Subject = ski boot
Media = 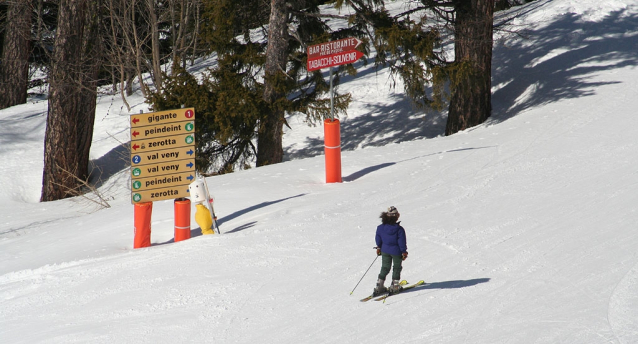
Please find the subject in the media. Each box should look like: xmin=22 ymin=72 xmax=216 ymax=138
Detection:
xmin=388 ymin=279 xmax=403 ymax=295
xmin=372 ymin=278 xmax=387 ymax=296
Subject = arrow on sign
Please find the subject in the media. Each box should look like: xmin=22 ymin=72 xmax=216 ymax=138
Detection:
xmin=187 ymin=149 xmax=194 ymax=156
xmin=187 ymin=162 xmax=194 ymax=168
xmin=308 ymin=37 xmax=362 ymax=59
xmin=132 ymin=143 xmax=140 ymax=151
xmin=187 ymin=174 xmax=194 ymax=181
xmin=132 ymin=118 xmax=140 ymax=125
xmin=132 ymin=131 xmax=140 ymax=138
xmin=307 ymin=50 xmax=364 ymax=72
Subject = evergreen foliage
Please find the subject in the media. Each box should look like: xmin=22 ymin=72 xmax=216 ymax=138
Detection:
xmin=146 ymin=64 xmax=263 ymax=175
xmin=21 ymin=0 xmax=534 ymax=177
xmin=333 ymin=0 xmax=455 ymax=112
xmin=148 ymin=0 xmax=356 ymax=173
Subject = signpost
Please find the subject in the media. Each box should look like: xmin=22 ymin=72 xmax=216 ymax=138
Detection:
xmin=307 ymin=50 xmax=365 ymax=72
xmin=307 ymin=37 xmax=364 ymax=118
xmin=307 ymin=38 xmax=364 ymax=184
xmin=130 ymin=108 xmax=196 ymax=203
xmin=307 ymin=37 xmax=362 ymax=59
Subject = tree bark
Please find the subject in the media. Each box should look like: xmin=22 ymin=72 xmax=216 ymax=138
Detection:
xmin=0 ymin=0 xmax=31 ymax=109
xmin=41 ymin=0 xmax=101 ymax=202
xmin=445 ymin=0 xmax=494 ymax=136
xmin=257 ymin=0 xmax=289 ymax=166
xmin=146 ymin=0 xmax=163 ymax=90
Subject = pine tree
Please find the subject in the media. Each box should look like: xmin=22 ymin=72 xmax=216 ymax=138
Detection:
xmin=348 ymin=0 xmax=496 ymax=135
xmin=257 ymin=0 xmax=289 ymax=166
xmin=0 ymin=0 xmax=32 ymax=109
xmin=41 ymin=0 xmax=101 ymax=201
xmin=445 ymin=0 xmax=494 ymax=135
xmin=148 ymin=0 xmax=355 ymax=174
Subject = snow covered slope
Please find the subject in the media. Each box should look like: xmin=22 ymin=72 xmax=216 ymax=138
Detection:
xmin=1 ymin=0 xmax=637 ymax=343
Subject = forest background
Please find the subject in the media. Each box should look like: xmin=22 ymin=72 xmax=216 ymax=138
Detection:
xmin=0 ymin=0 xmax=530 ymax=202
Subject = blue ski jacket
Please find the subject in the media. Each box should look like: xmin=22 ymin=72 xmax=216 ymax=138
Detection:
xmin=375 ymin=223 xmax=407 ymax=256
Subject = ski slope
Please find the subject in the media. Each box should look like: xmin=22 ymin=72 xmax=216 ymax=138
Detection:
xmin=1 ymin=0 xmax=637 ymax=343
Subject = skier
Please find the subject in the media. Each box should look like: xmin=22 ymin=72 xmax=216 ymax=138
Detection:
xmin=373 ymin=206 xmax=408 ymax=296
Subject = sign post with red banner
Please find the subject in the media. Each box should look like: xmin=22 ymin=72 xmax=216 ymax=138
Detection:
xmin=307 ymin=38 xmax=364 ymax=183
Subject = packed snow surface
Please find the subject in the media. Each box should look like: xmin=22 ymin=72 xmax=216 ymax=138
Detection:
xmin=1 ymin=0 xmax=637 ymax=343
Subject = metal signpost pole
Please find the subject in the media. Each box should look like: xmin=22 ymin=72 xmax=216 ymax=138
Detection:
xmin=307 ymin=37 xmax=363 ymax=183
xmin=330 ymin=67 xmax=334 ymax=121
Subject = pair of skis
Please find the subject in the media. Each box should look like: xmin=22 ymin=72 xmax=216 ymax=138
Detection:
xmin=360 ymin=280 xmax=426 ymax=302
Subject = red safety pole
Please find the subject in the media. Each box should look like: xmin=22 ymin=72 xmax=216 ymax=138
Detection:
xmin=174 ymin=198 xmax=191 ymax=242
xmin=133 ymin=202 xmax=153 ymax=248
xmin=324 ymin=118 xmax=342 ymax=183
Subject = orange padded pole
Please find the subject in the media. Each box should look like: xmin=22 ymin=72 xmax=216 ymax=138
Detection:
xmin=324 ymin=119 xmax=342 ymax=183
xmin=174 ymin=198 xmax=191 ymax=242
xmin=133 ymin=202 xmax=153 ymax=248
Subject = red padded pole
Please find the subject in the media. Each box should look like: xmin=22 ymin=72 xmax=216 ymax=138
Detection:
xmin=174 ymin=198 xmax=191 ymax=242
xmin=133 ymin=202 xmax=153 ymax=248
xmin=324 ymin=119 xmax=342 ymax=183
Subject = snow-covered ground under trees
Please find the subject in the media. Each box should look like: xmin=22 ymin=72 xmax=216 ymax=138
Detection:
xmin=1 ymin=0 xmax=637 ymax=343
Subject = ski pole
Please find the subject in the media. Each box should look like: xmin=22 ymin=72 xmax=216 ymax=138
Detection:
xmin=349 ymin=251 xmax=379 ymax=295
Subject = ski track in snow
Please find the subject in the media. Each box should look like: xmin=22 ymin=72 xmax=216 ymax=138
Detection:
xmin=2 ymin=0 xmax=638 ymax=343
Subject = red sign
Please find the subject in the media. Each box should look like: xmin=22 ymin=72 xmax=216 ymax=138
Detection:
xmin=307 ymin=50 xmax=364 ymax=72
xmin=308 ymin=37 xmax=362 ymax=59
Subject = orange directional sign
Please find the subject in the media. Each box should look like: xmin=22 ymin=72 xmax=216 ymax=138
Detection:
xmin=130 ymin=108 xmax=196 ymax=204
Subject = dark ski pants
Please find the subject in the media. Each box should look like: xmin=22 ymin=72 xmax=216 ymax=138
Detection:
xmin=378 ymin=252 xmax=403 ymax=281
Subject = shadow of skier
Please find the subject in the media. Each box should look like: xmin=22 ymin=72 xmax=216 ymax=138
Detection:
xmin=400 ymin=278 xmax=491 ymax=296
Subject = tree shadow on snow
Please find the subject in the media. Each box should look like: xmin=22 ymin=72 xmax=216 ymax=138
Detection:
xmin=88 ymin=142 xmax=130 ymax=188
xmin=218 ymin=194 xmax=306 ymax=231
xmin=284 ymin=92 xmax=447 ymax=162
xmin=153 ymin=194 xmax=304 ymax=245
xmin=490 ymin=4 xmax=638 ymax=124
xmin=341 ymin=146 xmax=495 ymax=181
xmin=343 ymin=162 xmax=396 ymax=182
xmin=286 ymin=5 xmax=638 ymax=159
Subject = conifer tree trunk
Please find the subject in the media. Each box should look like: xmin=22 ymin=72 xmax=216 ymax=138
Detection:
xmin=41 ymin=0 xmax=101 ymax=202
xmin=146 ymin=0 xmax=163 ymax=90
xmin=445 ymin=0 xmax=494 ymax=135
xmin=0 ymin=0 xmax=31 ymax=109
xmin=257 ymin=0 xmax=288 ymax=166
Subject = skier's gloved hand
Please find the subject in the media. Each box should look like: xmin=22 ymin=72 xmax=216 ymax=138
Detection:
xmin=376 ymin=248 xmax=381 ymax=256
xmin=402 ymin=252 xmax=408 ymax=261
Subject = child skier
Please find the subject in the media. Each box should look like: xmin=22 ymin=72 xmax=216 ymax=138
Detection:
xmin=373 ymin=206 xmax=408 ymax=296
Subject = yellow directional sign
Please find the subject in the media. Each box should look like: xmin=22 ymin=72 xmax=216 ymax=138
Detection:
xmin=130 ymin=108 xmax=196 ymax=204
xmin=131 ymin=146 xmax=196 ymax=166
xmin=131 ymin=186 xmax=191 ymax=204
xmin=131 ymin=171 xmax=196 ymax=192
xmin=131 ymin=159 xmax=195 ymax=179
xmin=131 ymin=121 xmax=194 ymax=140
xmin=130 ymin=133 xmax=195 ymax=154
xmin=130 ymin=108 xmax=195 ymax=127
